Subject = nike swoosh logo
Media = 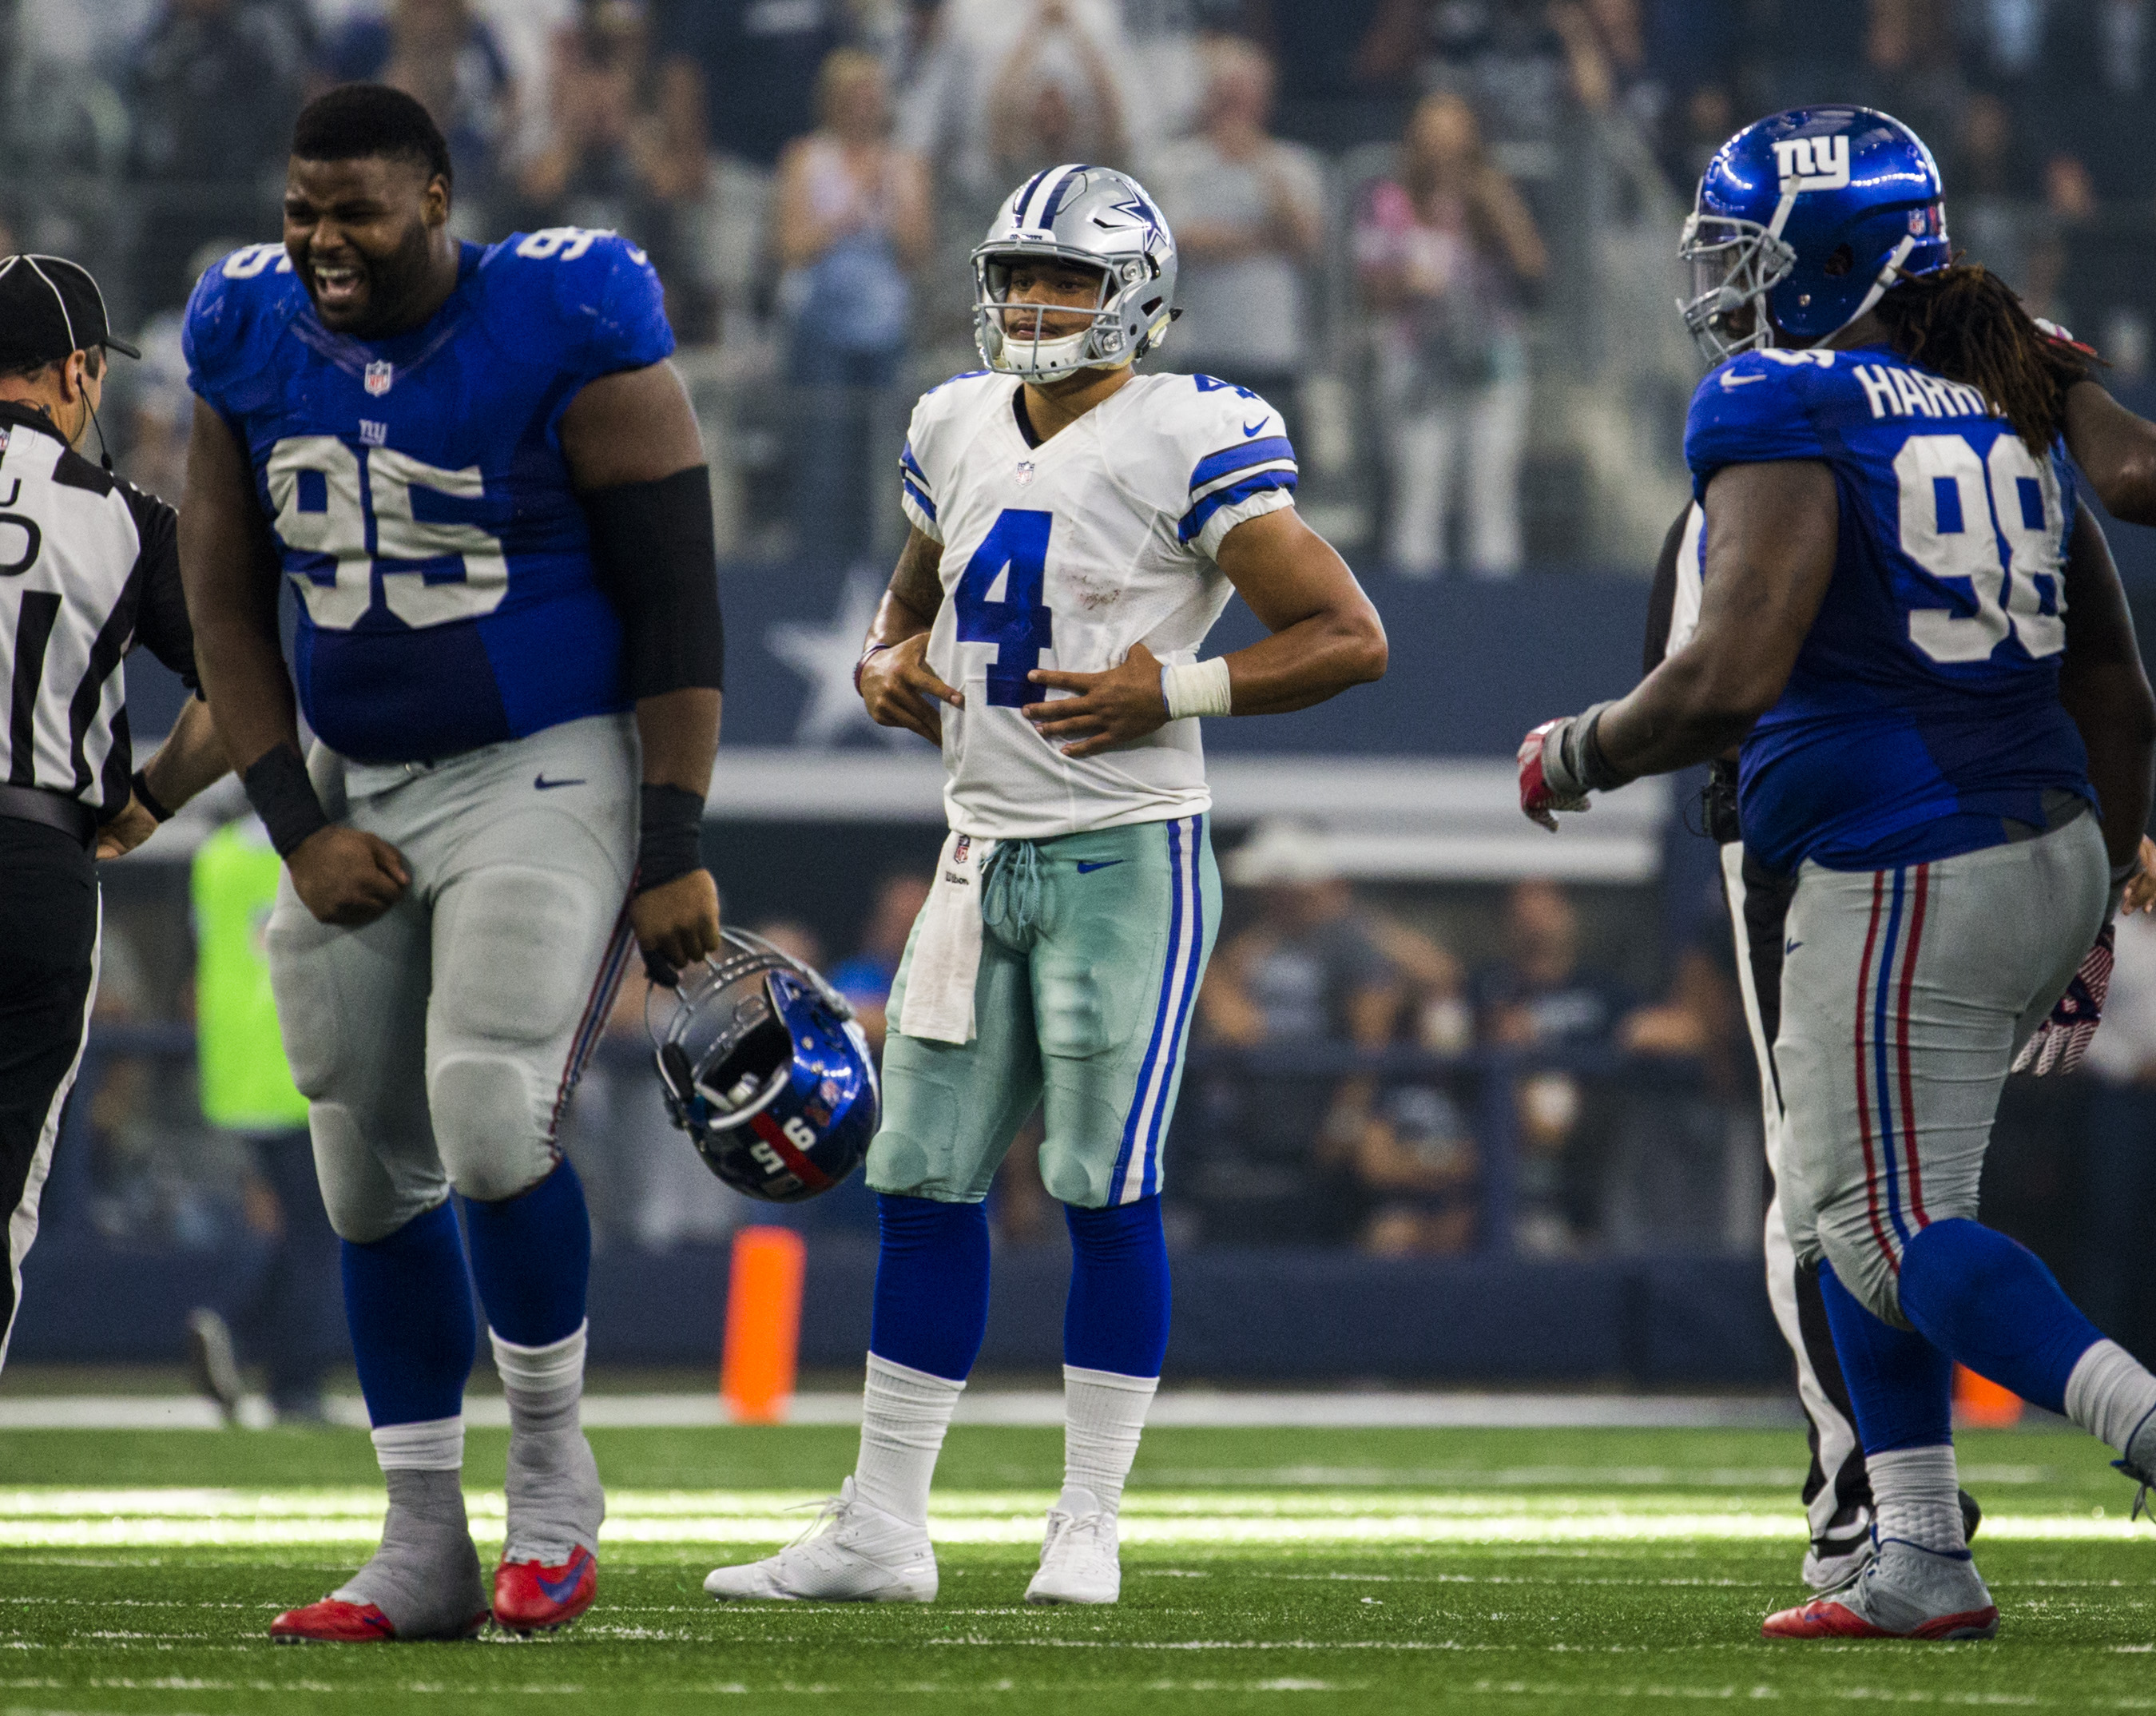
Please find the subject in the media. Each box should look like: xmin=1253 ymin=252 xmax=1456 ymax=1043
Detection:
xmin=1242 ymin=419 xmax=1268 ymax=436
xmin=1076 ymin=860 xmax=1125 ymax=874
xmin=1785 ymin=939 xmax=1802 ymax=955
xmin=536 ymin=1546 xmax=592 ymax=1602
xmin=1721 ymin=373 xmax=1767 ymax=387
xmin=534 ymin=774 xmax=587 ymax=791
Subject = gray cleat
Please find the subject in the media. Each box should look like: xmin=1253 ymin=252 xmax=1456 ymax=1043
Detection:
xmin=1765 ymin=1539 xmax=1999 ymax=1640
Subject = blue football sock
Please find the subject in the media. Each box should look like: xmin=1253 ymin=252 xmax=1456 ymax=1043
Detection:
xmin=341 ymin=1198 xmax=477 ymax=1428
xmin=1898 ymin=1217 xmax=2104 ymax=1416
xmin=869 ymin=1194 xmax=991 ymax=1382
xmin=462 ymin=1158 xmax=591 ymax=1349
xmin=1063 ymin=1195 xmax=1170 ymax=1378
xmin=1818 ymin=1258 xmax=1952 ymax=1454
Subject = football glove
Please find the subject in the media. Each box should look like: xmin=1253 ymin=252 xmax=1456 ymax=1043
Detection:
xmin=2012 ymin=921 xmax=2114 ymax=1077
xmin=2034 ymin=316 xmax=2099 ymax=359
xmin=1518 ymin=701 xmax=1618 ymax=832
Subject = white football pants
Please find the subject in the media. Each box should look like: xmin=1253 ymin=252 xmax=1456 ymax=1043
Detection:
xmin=267 ymin=713 xmax=638 ymax=1242
xmin=1721 ymin=842 xmax=1868 ymax=1559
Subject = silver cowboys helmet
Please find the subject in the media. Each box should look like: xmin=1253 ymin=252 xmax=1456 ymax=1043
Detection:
xmin=972 ymin=162 xmax=1178 ymax=383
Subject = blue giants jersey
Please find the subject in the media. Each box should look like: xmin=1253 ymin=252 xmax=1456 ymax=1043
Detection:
xmin=1685 ymin=344 xmax=2093 ymax=873
xmin=184 ymin=228 xmax=674 ymax=763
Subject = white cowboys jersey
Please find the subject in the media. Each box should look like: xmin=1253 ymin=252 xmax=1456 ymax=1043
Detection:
xmin=898 ymin=368 xmax=1297 ymax=840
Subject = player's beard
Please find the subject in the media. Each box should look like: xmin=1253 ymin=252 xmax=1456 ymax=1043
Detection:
xmin=314 ymin=216 xmax=438 ymax=340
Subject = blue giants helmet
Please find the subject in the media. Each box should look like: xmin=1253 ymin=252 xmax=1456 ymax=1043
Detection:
xmin=1679 ymin=106 xmax=1950 ymax=363
xmin=653 ymin=930 xmax=879 ymax=1202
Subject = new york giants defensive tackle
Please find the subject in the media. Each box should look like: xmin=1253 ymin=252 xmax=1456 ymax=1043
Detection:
xmin=1523 ymin=107 xmax=2156 ymax=1640
xmin=703 ymin=164 xmax=1386 ymax=1606
xmin=178 ymin=85 xmax=726 ymax=1640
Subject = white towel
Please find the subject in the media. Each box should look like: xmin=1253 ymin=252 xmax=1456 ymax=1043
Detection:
xmin=897 ymin=829 xmax=995 ymax=1045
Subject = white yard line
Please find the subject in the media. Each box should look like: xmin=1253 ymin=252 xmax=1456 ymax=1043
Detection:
xmin=0 ymin=1392 xmax=1805 ymax=1432
xmin=0 ymin=1488 xmax=2138 ymax=1550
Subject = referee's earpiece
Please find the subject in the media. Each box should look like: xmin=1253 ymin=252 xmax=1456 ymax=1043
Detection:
xmin=72 ymin=352 xmax=112 ymax=474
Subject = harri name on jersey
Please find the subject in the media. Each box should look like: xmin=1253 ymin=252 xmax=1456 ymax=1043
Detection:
xmin=1848 ymin=361 xmax=1990 ymax=423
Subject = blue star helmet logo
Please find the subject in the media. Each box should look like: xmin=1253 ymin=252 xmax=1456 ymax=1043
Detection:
xmin=1101 ymin=192 xmax=1167 ymax=252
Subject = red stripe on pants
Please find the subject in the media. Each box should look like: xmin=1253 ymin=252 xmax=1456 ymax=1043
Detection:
xmin=1852 ymin=872 xmax=1899 ymax=1272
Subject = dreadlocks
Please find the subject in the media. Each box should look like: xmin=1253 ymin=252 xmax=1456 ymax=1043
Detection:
xmin=1868 ymin=262 xmax=2094 ymax=453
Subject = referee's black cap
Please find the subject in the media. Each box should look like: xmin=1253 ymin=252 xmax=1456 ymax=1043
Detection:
xmin=0 ymin=255 xmax=140 ymax=372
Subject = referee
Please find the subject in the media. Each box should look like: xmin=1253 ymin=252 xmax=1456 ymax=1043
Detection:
xmin=0 ymin=254 xmax=227 ymax=1369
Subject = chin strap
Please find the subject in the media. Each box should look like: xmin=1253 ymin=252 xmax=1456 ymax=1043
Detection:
xmin=1840 ymin=234 xmax=1920 ymax=336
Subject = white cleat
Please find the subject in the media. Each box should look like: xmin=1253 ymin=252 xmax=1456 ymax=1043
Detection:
xmin=703 ymin=1479 xmax=937 ymax=1603
xmin=1024 ymin=1486 xmax=1121 ymax=1606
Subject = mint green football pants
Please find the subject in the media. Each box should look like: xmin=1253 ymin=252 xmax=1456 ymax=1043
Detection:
xmin=868 ymin=813 xmax=1220 ymax=1209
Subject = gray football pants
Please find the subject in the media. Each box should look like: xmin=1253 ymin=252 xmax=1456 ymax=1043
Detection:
xmin=1773 ymin=812 xmax=2108 ymax=1326
xmin=267 ymin=714 xmax=638 ymax=1243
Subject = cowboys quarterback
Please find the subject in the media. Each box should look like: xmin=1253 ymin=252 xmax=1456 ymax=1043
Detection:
xmin=178 ymin=85 xmax=725 ymax=1639
xmin=703 ymin=163 xmax=1386 ymax=1606
xmin=1522 ymin=106 xmax=2156 ymax=1641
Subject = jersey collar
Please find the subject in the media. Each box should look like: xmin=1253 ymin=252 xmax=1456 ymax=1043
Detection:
xmin=0 ymin=397 xmax=69 ymax=447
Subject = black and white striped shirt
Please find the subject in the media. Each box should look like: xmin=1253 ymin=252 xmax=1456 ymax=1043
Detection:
xmin=0 ymin=400 xmax=197 ymax=818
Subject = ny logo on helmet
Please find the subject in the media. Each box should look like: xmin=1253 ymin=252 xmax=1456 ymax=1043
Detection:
xmin=1772 ymin=134 xmax=1850 ymax=192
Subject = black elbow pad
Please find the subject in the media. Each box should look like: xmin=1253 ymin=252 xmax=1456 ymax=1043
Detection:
xmin=582 ymin=466 xmax=725 ymax=699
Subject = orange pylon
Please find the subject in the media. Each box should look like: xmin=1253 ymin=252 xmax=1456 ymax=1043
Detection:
xmin=1955 ymin=1364 xmax=2023 ymax=1428
xmin=721 ymin=1226 xmax=807 ymax=1425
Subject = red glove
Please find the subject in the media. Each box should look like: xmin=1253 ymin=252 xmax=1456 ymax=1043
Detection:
xmin=1519 ymin=717 xmax=1590 ymax=832
xmin=2012 ymin=922 xmax=2114 ymax=1076
xmin=2034 ymin=316 xmax=2099 ymax=360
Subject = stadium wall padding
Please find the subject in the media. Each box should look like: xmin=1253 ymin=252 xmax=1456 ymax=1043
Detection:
xmin=14 ymin=1237 xmax=1789 ymax=1388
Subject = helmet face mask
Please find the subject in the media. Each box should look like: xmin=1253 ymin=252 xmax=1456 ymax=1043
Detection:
xmin=652 ymin=930 xmax=879 ymax=1203
xmin=978 ymin=252 xmax=1115 ymax=380
xmin=1678 ymin=212 xmax=1796 ymax=363
xmin=972 ymin=163 xmax=1177 ymax=383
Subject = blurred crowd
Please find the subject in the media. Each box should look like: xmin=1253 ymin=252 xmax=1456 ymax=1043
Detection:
xmin=16 ymin=0 xmax=2155 ymax=574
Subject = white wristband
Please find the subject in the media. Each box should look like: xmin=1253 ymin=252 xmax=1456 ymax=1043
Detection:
xmin=1161 ymin=657 xmax=1233 ymax=719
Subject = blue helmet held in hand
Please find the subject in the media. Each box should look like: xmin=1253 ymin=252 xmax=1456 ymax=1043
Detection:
xmin=1679 ymin=105 xmax=1951 ymax=363
xmin=654 ymin=929 xmax=879 ymax=1202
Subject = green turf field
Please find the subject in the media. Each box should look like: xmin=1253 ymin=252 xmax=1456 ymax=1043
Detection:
xmin=2 ymin=1422 xmax=2153 ymax=1714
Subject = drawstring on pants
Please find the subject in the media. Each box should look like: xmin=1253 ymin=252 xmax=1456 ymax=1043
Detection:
xmin=982 ymin=840 xmax=1046 ymax=943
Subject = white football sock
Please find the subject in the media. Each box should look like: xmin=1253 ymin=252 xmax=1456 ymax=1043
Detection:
xmin=1062 ymin=1364 xmax=1159 ymax=1516
xmin=371 ymin=1415 xmax=466 ymax=1472
xmin=854 ymin=1353 xmax=965 ymax=1527
xmin=490 ymin=1322 xmax=586 ymax=1436
xmin=2065 ymin=1338 xmax=2156 ymax=1466
xmin=1868 ymin=1444 xmax=1966 ymax=1555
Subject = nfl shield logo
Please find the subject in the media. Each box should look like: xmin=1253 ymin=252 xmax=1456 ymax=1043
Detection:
xmin=364 ymin=360 xmax=394 ymax=396
xmin=1015 ymin=459 xmax=1035 ymax=487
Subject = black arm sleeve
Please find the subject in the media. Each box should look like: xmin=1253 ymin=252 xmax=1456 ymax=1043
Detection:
xmin=582 ymin=466 xmax=725 ymax=699
xmin=1640 ymin=504 xmax=1690 ymax=677
xmin=123 ymin=484 xmax=200 ymax=693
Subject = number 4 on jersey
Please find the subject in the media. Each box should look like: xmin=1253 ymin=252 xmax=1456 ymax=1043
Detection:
xmin=955 ymin=508 xmax=1054 ymax=707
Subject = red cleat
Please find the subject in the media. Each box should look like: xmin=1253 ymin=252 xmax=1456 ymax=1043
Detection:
xmin=1762 ymin=1596 xmax=1999 ymax=1641
xmin=268 ymin=1597 xmax=488 ymax=1643
xmin=493 ymin=1544 xmax=598 ymax=1633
